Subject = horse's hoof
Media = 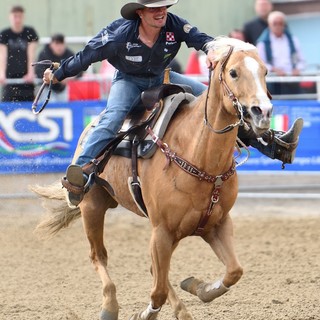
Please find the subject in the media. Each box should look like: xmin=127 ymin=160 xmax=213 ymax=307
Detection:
xmin=100 ymin=309 xmax=118 ymax=320
xmin=180 ymin=276 xmax=203 ymax=296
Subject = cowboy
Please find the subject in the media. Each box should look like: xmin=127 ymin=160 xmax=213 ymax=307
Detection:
xmin=43 ymin=0 xmax=303 ymax=206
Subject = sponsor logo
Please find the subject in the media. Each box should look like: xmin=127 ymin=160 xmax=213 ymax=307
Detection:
xmin=166 ymin=32 xmax=175 ymax=42
xmin=165 ymin=41 xmax=177 ymax=46
xmin=0 ymin=108 xmax=73 ymax=142
xmin=126 ymin=42 xmax=142 ymax=51
xmin=183 ymin=24 xmax=193 ymax=34
xmin=0 ymin=108 xmax=72 ymax=158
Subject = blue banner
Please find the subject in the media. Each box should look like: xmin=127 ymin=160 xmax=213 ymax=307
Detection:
xmin=237 ymin=100 xmax=320 ymax=172
xmin=0 ymin=99 xmax=319 ymax=174
xmin=0 ymin=100 xmax=106 ymax=174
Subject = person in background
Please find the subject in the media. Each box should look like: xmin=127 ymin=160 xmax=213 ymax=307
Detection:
xmin=35 ymin=33 xmax=76 ymax=102
xmin=256 ymin=11 xmax=305 ymax=95
xmin=0 ymin=5 xmax=38 ymax=102
xmin=243 ymin=0 xmax=273 ymax=45
xmin=228 ymin=29 xmax=245 ymax=41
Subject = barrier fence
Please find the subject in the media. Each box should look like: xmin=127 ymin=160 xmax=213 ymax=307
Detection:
xmin=2 ymin=73 xmax=320 ymax=101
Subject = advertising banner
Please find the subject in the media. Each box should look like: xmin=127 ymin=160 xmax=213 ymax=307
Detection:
xmin=237 ymin=100 xmax=320 ymax=172
xmin=0 ymin=100 xmax=106 ymax=174
xmin=0 ymin=99 xmax=319 ymax=174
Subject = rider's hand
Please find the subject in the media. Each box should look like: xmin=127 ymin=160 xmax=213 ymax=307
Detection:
xmin=206 ymin=49 xmax=218 ymax=70
xmin=43 ymin=68 xmax=58 ymax=84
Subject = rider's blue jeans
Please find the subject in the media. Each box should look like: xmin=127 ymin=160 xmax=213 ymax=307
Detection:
xmin=76 ymin=70 xmax=207 ymax=166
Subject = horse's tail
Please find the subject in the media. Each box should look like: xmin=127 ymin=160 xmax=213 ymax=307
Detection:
xmin=30 ymin=181 xmax=81 ymax=239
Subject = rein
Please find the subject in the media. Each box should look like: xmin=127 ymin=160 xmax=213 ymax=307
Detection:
xmin=31 ymin=60 xmax=60 ymax=115
xmin=204 ymin=46 xmax=245 ymax=134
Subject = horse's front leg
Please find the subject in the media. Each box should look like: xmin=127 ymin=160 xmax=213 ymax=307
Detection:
xmin=181 ymin=213 xmax=243 ymax=302
xmin=80 ymin=186 xmax=119 ymax=320
xmin=130 ymin=227 xmax=173 ymax=320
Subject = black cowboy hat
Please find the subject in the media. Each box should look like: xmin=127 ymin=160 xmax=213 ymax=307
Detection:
xmin=121 ymin=0 xmax=179 ymax=20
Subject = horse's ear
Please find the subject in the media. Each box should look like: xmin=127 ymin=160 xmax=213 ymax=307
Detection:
xmin=267 ymin=90 xmax=272 ymax=100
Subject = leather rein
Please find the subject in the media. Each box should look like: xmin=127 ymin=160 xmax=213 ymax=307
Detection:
xmin=31 ymin=60 xmax=60 ymax=115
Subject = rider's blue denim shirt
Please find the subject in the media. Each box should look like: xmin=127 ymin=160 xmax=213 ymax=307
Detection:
xmin=54 ymin=13 xmax=214 ymax=81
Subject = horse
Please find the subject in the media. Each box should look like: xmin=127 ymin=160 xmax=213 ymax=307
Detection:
xmin=33 ymin=37 xmax=273 ymax=320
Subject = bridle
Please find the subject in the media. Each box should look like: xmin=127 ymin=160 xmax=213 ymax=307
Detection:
xmin=203 ymin=46 xmax=246 ymax=134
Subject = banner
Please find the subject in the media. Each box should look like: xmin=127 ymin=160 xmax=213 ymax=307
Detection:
xmin=0 ymin=99 xmax=319 ymax=174
xmin=237 ymin=100 xmax=320 ymax=172
xmin=0 ymin=100 xmax=106 ymax=174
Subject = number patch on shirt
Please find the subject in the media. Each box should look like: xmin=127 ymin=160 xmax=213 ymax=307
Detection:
xmin=125 ymin=56 xmax=143 ymax=62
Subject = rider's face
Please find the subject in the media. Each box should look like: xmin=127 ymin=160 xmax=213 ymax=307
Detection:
xmin=137 ymin=6 xmax=168 ymax=29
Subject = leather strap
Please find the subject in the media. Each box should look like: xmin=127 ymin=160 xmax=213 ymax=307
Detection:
xmin=130 ymin=137 xmax=148 ymax=216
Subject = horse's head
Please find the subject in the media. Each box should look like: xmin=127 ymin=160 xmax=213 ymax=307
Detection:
xmin=207 ymin=37 xmax=273 ymax=136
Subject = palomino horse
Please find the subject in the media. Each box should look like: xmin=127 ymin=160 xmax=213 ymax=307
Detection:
xmin=34 ymin=37 xmax=273 ymax=320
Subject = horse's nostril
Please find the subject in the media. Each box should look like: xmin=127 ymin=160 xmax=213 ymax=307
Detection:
xmin=251 ymin=106 xmax=262 ymax=116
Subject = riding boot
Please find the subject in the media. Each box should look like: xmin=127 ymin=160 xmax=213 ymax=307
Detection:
xmin=61 ymin=162 xmax=97 ymax=206
xmin=239 ymin=118 xmax=304 ymax=165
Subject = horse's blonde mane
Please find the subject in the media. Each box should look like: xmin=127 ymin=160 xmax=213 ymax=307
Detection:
xmin=205 ymin=36 xmax=257 ymax=62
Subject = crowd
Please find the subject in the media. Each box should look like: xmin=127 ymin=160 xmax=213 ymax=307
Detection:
xmin=0 ymin=1 xmax=314 ymax=102
xmin=185 ymin=0 xmax=308 ymax=95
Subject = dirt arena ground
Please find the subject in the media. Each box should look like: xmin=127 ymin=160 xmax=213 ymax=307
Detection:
xmin=0 ymin=172 xmax=319 ymax=320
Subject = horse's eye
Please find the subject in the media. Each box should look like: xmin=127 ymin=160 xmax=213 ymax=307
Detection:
xmin=229 ymin=69 xmax=238 ymax=78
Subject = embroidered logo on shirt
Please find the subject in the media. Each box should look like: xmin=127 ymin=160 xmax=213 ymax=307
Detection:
xmin=101 ymin=30 xmax=109 ymax=45
xmin=183 ymin=24 xmax=193 ymax=34
xmin=166 ymin=32 xmax=175 ymax=42
xmin=126 ymin=42 xmax=142 ymax=51
xmin=125 ymin=56 xmax=143 ymax=62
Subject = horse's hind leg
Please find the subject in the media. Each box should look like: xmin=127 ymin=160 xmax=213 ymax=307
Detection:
xmin=167 ymin=279 xmax=194 ymax=320
xmin=181 ymin=213 xmax=243 ymax=303
xmin=147 ymin=243 xmax=193 ymax=320
xmin=80 ymin=185 xmax=119 ymax=320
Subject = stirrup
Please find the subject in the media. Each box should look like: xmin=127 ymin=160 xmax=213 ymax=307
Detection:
xmin=61 ymin=164 xmax=94 ymax=206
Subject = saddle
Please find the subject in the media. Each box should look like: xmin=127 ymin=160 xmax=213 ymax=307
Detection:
xmin=80 ymin=83 xmax=196 ymax=215
xmin=114 ymin=87 xmax=195 ymax=159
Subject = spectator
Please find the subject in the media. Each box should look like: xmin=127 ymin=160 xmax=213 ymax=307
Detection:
xmin=0 ymin=5 xmax=38 ymax=102
xmin=35 ymin=33 xmax=76 ymax=102
xmin=243 ymin=0 xmax=273 ymax=45
xmin=228 ymin=29 xmax=245 ymax=41
xmin=256 ymin=11 xmax=305 ymax=95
